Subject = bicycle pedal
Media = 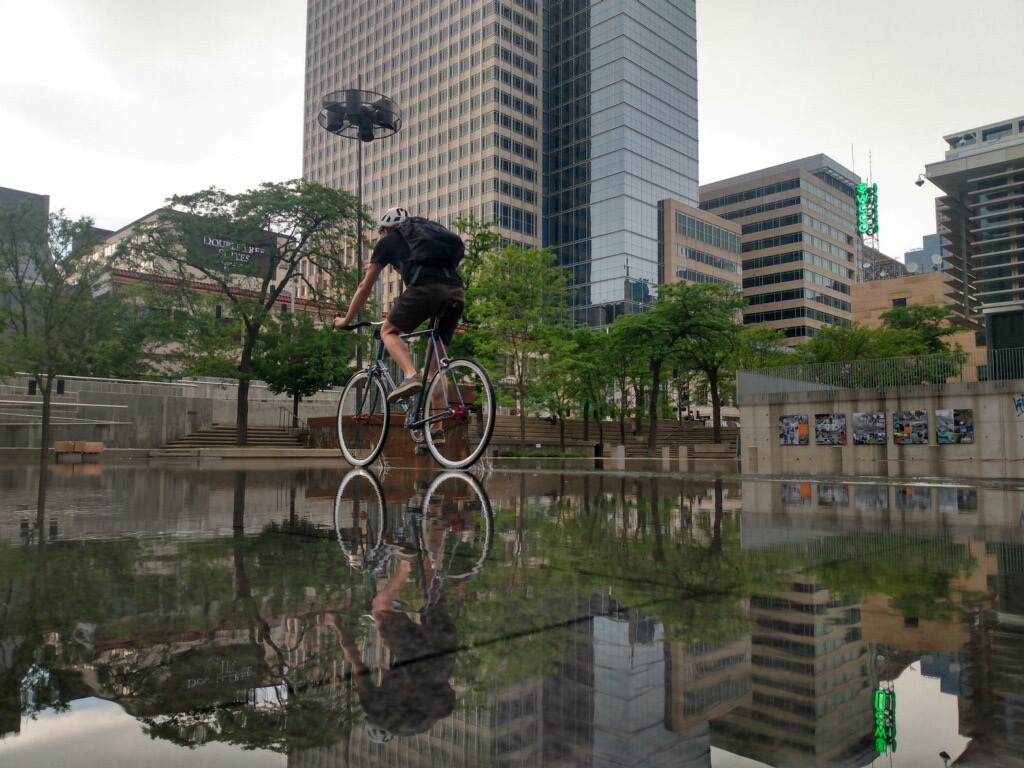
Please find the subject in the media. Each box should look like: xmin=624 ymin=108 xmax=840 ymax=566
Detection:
xmin=414 ymin=443 xmax=429 ymax=455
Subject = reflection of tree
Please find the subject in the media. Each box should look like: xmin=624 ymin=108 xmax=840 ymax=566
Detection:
xmin=809 ymin=535 xmax=976 ymax=621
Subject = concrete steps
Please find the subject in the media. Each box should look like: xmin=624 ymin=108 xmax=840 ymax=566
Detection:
xmin=158 ymin=424 xmax=307 ymax=451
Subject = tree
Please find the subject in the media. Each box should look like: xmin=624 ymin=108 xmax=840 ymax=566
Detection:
xmin=118 ymin=180 xmax=363 ymax=444
xmin=470 ymin=245 xmax=570 ymax=449
xmin=0 ymin=203 xmax=151 ymax=522
xmin=534 ymin=325 xmax=581 ymax=453
xmin=879 ymin=304 xmax=960 ymax=355
xmin=673 ymin=284 xmax=747 ymax=443
xmin=611 ymin=282 xmax=726 ymax=453
xmin=252 ymin=312 xmax=354 ymax=428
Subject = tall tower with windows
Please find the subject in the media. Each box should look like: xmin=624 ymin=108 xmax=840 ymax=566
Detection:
xmin=302 ymin=0 xmax=698 ymax=326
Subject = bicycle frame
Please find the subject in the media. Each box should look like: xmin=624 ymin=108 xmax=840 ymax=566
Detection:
xmin=360 ymin=322 xmax=454 ymax=433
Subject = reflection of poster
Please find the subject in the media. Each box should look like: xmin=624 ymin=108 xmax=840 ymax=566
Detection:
xmin=815 ymin=414 xmax=847 ymax=445
xmin=896 ymin=486 xmax=931 ymax=511
xmin=818 ymin=484 xmax=849 ymax=507
xmin=853 ymin=412 xmax=886 ymax=445
xmin=893 ymin=410 xmax=929 ymax=445
xmin=855 ymin=485 xmax=889 ymax=510
xmin=779 ymin=414 xmax=809 ymax=445
xmin=936 ymin=409 xmax=974 ymax=444
xmin=781 ymin=482 xmax=812 ymax=505
xmin=938 ymin=487 xmax=979 ymax=513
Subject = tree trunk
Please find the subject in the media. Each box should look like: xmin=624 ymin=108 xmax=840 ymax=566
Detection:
xmin=292 ymin=392 xmax=300 ymax=429
xmin=36 ymin=375 xmax=51 ymax=549
xmin=518 ymin=381 xmax=527 ymax=451
xmin=633 ymin=382 xmax=643 ymax=436
xmin=559 ymin=414 xmax=566 ymax=453
xmin=583 ymin=401 xmax=590 ymax=441
xmin=709 ymin=370 xmax=722 ymax=444
xmin=646 ymin=360 xmax=662 ymax=455
xmin=236 ymin=379 xmax=250 ymax=446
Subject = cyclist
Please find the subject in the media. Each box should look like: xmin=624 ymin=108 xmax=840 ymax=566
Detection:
xmin=333 ymin=207 xmax=465 ymax=403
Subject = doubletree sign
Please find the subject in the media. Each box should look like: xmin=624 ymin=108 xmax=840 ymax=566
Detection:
xmin=192 ymin=233 xmax=276 ymax=276
xmin=857 ymin=182 xmax=879 ymax=236
xmin=873 ymin=687 xmax=896 ymax=753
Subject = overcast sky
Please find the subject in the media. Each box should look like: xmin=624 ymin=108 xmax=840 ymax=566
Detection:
xmin=1 ymin=0 xmax=1021 ymax=260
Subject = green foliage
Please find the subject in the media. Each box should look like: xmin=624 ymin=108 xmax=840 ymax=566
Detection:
xmin=790 ymin=304 xmax=969 ymax=386
xmin=0 ymin=205 xmax=153 ymax=383
xmin=469 ymin=244 xmax=571 ymax=445
xmin=252 ymin=312 xmax=353 ymax=422
xmin=116 ymin=180 xmax=363 ymax=441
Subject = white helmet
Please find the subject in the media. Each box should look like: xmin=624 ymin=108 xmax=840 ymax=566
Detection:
xmin=378 ymin=207 xmax=410 ymax=229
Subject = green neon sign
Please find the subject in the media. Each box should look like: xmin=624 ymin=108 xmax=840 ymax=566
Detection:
xmin=873 ymin=687 xmax=897 ymax=753
xmin=856 ymin=182 xmax=879 ymax=236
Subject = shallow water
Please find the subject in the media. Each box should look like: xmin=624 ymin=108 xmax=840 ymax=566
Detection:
xmin=1 ymin=461 xmax=1022 ymax=767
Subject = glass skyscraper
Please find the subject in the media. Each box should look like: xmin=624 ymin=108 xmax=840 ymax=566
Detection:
xmin=302 ymin=0 xmax=698 ymax=326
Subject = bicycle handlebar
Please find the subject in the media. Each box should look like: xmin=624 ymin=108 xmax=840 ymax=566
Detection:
xmin=334 ymin=319 xmax=381 ymax=331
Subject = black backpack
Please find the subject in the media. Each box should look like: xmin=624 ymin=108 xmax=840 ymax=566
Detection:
xmin=394 ymin=217 xmax=465 ymax=286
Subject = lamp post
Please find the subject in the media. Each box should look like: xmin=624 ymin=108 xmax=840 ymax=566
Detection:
xmin=318 ymin=89 xmax=401 ymax=369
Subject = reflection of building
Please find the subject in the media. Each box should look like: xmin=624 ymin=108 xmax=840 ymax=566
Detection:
xmin=665 ymin=637 xmax=751 ymax=735
xmin=544 ymin=595 xmax=712 ymax=767
xmin=957 ymin=542 xmax=1024 ymax=767
xmin=700 ymin=155 xmax=861 ymax=343
xmin=710 ymin=574 xmax=876 ymax=766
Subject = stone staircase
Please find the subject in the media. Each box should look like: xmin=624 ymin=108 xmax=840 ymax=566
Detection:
xmin=155 ymin=424 xmax=307 ymax=455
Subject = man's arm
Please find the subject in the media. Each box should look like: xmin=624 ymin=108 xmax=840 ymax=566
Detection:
xmin=334 ymin=261 xmax=385 ymax=328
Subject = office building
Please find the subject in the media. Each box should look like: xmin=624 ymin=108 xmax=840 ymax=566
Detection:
xmin=924 ymin=115 xmax=1024 ymax=349
xmin=699 ymin=156 xmax=862 ymax=342
xmin=302 ymin=0 xmax=698 ymax=326
xmin=660 ymin=200 xmax=742 ymax=290
xmin=905 ymin=233 xmax=946 ymax=275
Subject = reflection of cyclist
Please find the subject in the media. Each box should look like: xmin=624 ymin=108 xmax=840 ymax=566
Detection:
xmin=333 ymin=207 xmax=465 ymax=403
xmin=325 ymin=533 xmax=459 ymax=740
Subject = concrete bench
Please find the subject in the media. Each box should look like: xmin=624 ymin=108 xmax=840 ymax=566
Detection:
xmin=53 ymin=441 xmax=104 ymax=464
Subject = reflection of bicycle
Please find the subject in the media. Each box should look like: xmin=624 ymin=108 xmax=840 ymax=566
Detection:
xmin=337 ymin=310 xmax=495 ymax=469
xmin=333 ymin=469 xmax=494 ymax=580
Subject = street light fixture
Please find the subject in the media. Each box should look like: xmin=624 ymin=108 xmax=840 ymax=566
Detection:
xmin=318 ymin=88 xmax=401 ymax=366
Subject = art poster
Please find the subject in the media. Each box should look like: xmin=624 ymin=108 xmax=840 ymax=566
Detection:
xmin=781 ymin=482 xmax=812 ymax=506
xmin=855 ymin=485 xmax=889 ymax=511
xmin=818 ymin=484 xmax=849 ymax=507
xmin=815 ymin=413 xmax=847 ymax=445
xmin=853 ymin=412 xmax=886 ymax=445
xmin=892 ymin=410 xmax=929 ymax=445
xmin=779 ymin=414 xmax=809 ymax=445
xmin=936 ymin=409 xmax=974 ymax=444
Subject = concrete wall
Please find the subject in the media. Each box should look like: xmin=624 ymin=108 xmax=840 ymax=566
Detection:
xmin=0 ymin=376 xmax=343 ymax=450
xmin=739 ymin=379 xmax=1024 ymax=480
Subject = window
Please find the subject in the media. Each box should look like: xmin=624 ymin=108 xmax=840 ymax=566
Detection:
xmin=891 ymin=298 xmax=907 ymax=307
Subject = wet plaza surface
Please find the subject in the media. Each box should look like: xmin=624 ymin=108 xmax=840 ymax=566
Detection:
xmin=2 ymin=459 xmax=1023 ymax=767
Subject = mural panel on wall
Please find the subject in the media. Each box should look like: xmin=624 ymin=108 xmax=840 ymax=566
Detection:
xmin=779 ymin=414 xmax=809 ymax=445
xmin=936 ymin=409 xmax=974 ymax=444
xmin=853 ymin=412 xmax=886 ymax=445
xmin=815 ymin=413 xmax=847 ymax=445
xmin=892 ymin=410 xmax=929 ymax=445
xmin=818 ymin=484 xmax=849 ymax=506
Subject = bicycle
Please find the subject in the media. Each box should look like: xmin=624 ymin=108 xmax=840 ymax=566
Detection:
xmin=333 ymin=468 xmax=494 ymax=581
xmin=336 ymin=307 xmax=495 ymax=469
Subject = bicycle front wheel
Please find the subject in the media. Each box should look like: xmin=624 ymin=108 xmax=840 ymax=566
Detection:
xmin=333 ymin=468 xmax=388 ymax=573
xmin=337 ymin=371 xmax=390 ymax=466
xmin=423 ymin=358 xmax=495 ymax=469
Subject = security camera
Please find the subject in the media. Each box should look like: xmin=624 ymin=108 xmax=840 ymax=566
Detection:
xmin=915 ymin=178 xmax=925 ymax=187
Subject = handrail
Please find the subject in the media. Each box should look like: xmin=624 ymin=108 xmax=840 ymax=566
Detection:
xmin=276 ymin=404 xmax=311 ymax=433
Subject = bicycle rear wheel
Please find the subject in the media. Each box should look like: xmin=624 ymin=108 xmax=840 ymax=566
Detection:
xmin=419 ymin=471 xmax=494 ymax=580
xmin=333 ymin=469 xmax=388 ymax=573
xmin=337 ymin=371 xmax=390 ymax=467
xmin=423 ymin=358 xmax=495 ymax=469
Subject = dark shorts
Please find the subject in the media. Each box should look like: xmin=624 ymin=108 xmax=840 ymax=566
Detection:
xmin=386 ymin=283 xmax=465 ymax=343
